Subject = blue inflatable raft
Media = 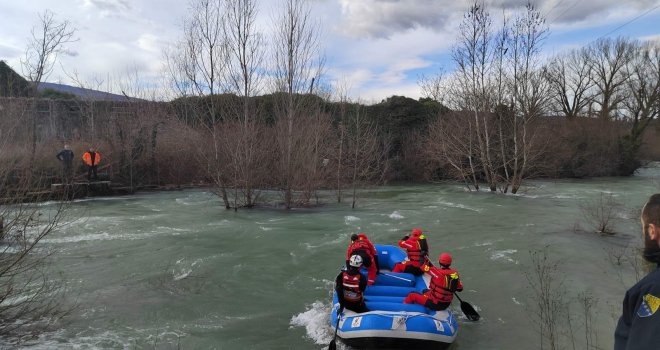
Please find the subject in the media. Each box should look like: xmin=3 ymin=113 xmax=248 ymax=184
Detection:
xmin=331 ymin=244 xmax=458 ymax=349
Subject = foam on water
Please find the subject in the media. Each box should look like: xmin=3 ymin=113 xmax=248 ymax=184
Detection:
xmin=344 ymin=216 xmax=360 ymax=225
xmin=43 ymin=226 xmax=190 ymax=244
xmin=490 ymin=249 xmax=518 ymax=263
xmin=303 ymin=233 xmax=346 ymax=249
xmin=388 ymin=211 xmax=404 ymax=219
xmin=437 ymin=200 xmax=481 ymax=212
xmin=290 ymin=301 xmax=333 ymax=345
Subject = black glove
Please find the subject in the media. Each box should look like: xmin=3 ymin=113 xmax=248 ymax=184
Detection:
xmin=338 ymin=305 xmax=345 ymax=314
xmin=402 ymin=235 xmax=409 ymax=241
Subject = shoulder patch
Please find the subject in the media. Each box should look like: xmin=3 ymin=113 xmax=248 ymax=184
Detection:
xmin=637 ymin=293 xmax=660 ymax=318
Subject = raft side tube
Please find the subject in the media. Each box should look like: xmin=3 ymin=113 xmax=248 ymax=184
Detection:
xmin=364 ymin=301 xmax=427 ymax=313
xmin=363 ymin=295 xmax=405 ymax=303
xmin=365 ymin=285 xmax=415 ymax=297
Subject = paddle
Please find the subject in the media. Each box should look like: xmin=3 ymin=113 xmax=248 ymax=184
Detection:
xmin=453 ymin=292 xmax=480 ymax=321
xmin=328 ymin=307 xmax=342 ymax=350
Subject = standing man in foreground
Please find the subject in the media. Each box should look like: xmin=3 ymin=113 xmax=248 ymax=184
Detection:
xmin=615 ymin=194 xmax=660 ymax=349
xmin=56 ymin=144 xmax=74 ymax=181
xmin=82 ymin=147 xmax=101 ymax=181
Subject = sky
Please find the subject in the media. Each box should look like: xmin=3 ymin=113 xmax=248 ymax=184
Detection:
xmin=1 ymin=0 xmax=659 ymax=102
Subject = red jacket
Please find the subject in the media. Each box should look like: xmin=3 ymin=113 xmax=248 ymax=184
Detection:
xmin=426 ymin=266 xmax=463 ymax=304
xmin=398 ymin=235 xmax=426 ymax=266
xmin=346 ymin=235 xmax=378 ymax=261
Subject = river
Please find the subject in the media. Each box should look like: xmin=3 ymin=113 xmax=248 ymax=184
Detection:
xmin=20 ymin=163 xmax=660 ymax=349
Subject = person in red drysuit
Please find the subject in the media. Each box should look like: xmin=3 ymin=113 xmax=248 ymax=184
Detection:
xmin=392 ymin=228 xmax=429 ymax=276
xmin=346 ymin=233 xmax=379 ymax=285
xmin=403 ymin=253 xmax=463 ymax=311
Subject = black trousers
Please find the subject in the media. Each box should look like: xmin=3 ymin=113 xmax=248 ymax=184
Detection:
xmin=425 ymin=300 xmax=451 ymax=311
xmin=87 ymin=165 xmax=98 ymax=180
xmin=62 ymin=161 xmax=73 ymax=181
xmin=342 ymin=300 xmax=369 ymax=313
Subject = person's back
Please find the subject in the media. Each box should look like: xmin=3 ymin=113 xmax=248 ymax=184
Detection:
xmin=427 ymin=265 xmax=463 ymax=308
xmin=404 ymin=252 xmax=462 ymax=311
xmin=615 ymin=194 xmax=660 ymax=350
xmin=335 ymin=255 xmax=368 ymax=313
xmin=393 ymin=228 xmax=427 ymax=275
xmin=346 ymin=233 xmax=379 ymax=285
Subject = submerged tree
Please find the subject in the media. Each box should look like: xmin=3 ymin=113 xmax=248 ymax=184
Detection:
xmin=165 ymin=0 xmax=232 ymax=208
xmin=271 ymin=0 xmax=324 ymax=208
xmin=222 ymin=0 xmax=267 ymax=209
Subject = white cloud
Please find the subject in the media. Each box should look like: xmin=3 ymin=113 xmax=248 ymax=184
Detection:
xmin=640 ymin=34 xmax=660 ymax=42
xmin=337 ymin=0 xmax=659 ymax=39
xmin=1 ymin=0 xmax=658 ymax=102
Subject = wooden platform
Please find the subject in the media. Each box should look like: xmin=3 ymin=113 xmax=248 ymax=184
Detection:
xmin=50 ymin=181 xmax=111 ymax=190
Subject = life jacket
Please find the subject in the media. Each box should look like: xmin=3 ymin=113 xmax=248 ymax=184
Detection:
xmin=347 ymin=238 xmax=376 ymax=260
xmin=399 ymin=235 xmax=425 ymax=264
xmin=82 ymin=152 xmax=101 ymax=166
xmin=342 ymin=271 xmax=364 ymax=303
xmin=427 ymin=267 xmax=460 ymax=304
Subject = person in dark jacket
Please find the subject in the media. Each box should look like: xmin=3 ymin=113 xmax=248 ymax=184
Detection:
xmin=56 ymin=144 xmax=74 ymax=181
xmin=335 ymin=254 xmax=368 ymax=313
xmin=615 ymin=193 xmax=660 ymax=349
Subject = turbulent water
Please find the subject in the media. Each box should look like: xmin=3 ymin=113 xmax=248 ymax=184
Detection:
xmin=17 ymin=164 xmax=660 ymax=349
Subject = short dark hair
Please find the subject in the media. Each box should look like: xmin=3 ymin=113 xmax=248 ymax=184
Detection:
xmin=642 ymin=194 xmax=660 ymax=226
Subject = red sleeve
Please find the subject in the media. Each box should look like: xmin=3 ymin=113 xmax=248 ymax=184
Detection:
xmin=367 ymin=241 xmax=377 ymax=255
xmin=399 ymin=237 xmax=415 ymax=250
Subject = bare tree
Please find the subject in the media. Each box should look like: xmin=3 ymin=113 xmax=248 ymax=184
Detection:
xmin=21 ymin=10 xmax=76 ymax=178
xmin=619 ymin=41 xmax=660 ymax=174
xmin=452 ymin=3 xmax=498 ymax=192
xmin=525 ymin=249 xmax=566 ymax=350
xmin=0 ymin=101 xmax=70 ymax=340
xmin=344 ymin=103 xmax=386 ymax=209
xmin=166 ymin=0 xmax=231 ymax=208
xmin=271 ymin=0 xmax=323 ymax=209
xmin=333 ymin=82 xmax=351 ymax=203
xmin=579 ymin=192 xmax=622 ymax=234
xmin=425 ymin=111 xmax=481 ymax=190
xmin=21 ymin=10 xmax=76 ymax=91
xmin=587 ymin=37 xmax=636 ymax=120
xmin=222 ymin=0 xmax=266 ymax=209
xmin=506 ymin=3 xmax=549 ymax=194
xmin=544 ymin=49 xmax=593 ymax=119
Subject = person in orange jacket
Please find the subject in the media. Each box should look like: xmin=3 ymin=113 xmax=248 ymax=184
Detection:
xmin=346 ymin=233 xmax=379 ymax=285
xmin=392 ymin=228 xmax=429 ymax=275
xmin=82 ymin=147 xmax=101 ymax=181
xmin=403 ymin=253 xmax=463 ymax=311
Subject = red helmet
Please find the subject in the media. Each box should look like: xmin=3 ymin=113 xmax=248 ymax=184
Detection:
xmin=357 ymin=233 xmax=369 ymax=240
xmin=439 ymin=253 xmax=452 ymax=266
xmin=411 ymin=228 xmax=423 ymax=237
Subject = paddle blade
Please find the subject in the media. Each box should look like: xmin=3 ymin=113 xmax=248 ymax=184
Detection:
xmin=328 ymin=339 xmax=337 ymax=350
xmin=461 ymin=301 xmax=480 ymax=321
